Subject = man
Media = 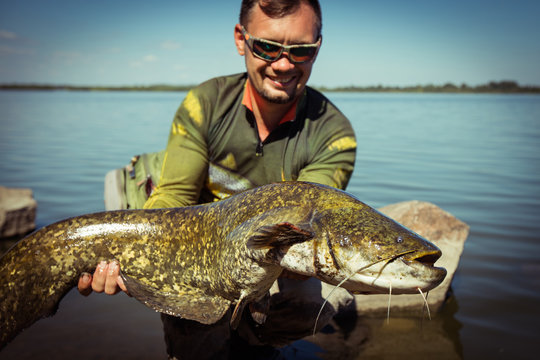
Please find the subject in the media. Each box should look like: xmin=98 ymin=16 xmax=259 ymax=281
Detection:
xmin=79 ymin=0 xmax=356 ymax=357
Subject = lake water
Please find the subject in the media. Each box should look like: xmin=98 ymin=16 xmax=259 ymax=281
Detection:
xmin=1 ymin=90 xmax=539 ymax=359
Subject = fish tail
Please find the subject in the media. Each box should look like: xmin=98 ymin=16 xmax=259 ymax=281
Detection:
xmin=0 ymin=216 xmax=115 ymax=349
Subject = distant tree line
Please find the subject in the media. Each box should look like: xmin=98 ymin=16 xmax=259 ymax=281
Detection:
xmin=0 ymin=84 xmax=194 ymax=92
xmin=1 ymin=80 xmax=539 ymax=93
xmin=315 ymin=81 xmax=540 ymax=93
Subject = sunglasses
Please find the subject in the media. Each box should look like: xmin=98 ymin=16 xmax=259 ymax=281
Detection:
xmin=241 ymin=26 xmax=321 ymax=64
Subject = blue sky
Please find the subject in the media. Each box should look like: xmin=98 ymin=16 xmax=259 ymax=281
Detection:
xmin=1 ymin=0 xmax=539 ymax=87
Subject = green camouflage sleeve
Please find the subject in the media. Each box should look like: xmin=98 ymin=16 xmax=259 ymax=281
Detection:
xmin=296 ymin=118 xmax=357 ymax=190
xmin=144 ymin=90 xmax=209 ymax=209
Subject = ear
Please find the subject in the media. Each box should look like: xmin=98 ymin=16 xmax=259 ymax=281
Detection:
xmin=234 ymin=24 xmax=245 ymax=56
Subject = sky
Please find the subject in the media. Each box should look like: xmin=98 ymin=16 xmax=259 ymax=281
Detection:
xmin=1 ymin=0 xmax=539 ymax=88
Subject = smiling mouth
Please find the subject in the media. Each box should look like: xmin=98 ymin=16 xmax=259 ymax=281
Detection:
xmin=267 ymin=75 xmax=295 ymax=87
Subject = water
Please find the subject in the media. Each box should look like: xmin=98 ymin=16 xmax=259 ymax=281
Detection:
xmin=1 ymin=90 xmax=539 ymax=359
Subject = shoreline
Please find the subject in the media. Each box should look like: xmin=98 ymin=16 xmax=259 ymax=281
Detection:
xmin=1 ymin=81 xmax=539 ymax=94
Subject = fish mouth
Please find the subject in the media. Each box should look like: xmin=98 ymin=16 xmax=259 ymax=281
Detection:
xmin=350 ymin=248 xmax=447 ymax=294
xmin=402 ymin=248 xmax=442 ymax=267
xmin=398 ymin=248 xmax=447 ymax=291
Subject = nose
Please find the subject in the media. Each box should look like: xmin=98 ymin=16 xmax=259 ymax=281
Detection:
xmin=271 ymin=53 xmax=295 ymax=72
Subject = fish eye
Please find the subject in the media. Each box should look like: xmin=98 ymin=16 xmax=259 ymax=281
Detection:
xmin=396 ymin=236 xmax=404 ymax=243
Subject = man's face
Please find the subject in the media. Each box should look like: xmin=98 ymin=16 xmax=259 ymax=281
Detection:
xmin=235 ymin=2 xmax=320 ymax=105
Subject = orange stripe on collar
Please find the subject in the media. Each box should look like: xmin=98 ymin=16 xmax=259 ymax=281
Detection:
xmin=242 ymin=79 xmax=297 ymax=125
xmin=242 ymin=79 xmax=254 ymax=111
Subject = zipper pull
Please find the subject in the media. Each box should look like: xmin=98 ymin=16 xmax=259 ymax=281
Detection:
xmin=256 ymin=141 xmax=263 ymax=157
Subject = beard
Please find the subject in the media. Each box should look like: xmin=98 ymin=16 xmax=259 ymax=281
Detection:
xmin=256 ymin=84 xmax=296 ymax=104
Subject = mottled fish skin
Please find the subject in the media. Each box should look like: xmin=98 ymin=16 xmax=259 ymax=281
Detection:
xmin=0 ymin=182 xmax=446 ymax=349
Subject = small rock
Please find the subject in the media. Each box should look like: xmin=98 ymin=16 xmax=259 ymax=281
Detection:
xmin=0 ymin=186 xmax=37 ymax=239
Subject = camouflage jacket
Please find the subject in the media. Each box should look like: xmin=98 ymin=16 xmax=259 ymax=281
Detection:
xmin=145 ymin=73 xmax=356 ymax=208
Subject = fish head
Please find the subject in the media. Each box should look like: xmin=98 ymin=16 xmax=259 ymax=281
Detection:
xmin=312 ymin=204 xmax=447 ymax=295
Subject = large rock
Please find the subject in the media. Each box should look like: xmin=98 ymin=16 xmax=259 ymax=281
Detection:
xmin=353 ymin=200 xmax=469 ymax=315
xmin=0 ymin=186 xmax=37 ymax=239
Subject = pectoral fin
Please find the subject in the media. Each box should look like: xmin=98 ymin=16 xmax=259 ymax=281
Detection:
xmin=121 ymin=272 xmax=231 ymax=325
xmin=247 ymin=222 xmax=314 ymax=250
xmin=230 ymin=295 xmax=248 ymax=330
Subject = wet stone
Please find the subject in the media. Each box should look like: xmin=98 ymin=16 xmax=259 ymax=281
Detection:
xmin=0 ymin=186 xmax=37 ymax=239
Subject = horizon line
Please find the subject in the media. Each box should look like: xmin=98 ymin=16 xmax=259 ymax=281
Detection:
xmin=1 ymin=80 xmax=539 ymax=93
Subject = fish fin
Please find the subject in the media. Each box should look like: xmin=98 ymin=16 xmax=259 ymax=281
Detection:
xmin=247 ymin=222 xmax=314 ymax=250
xmin=249 ymin=292 xmax=271 ymax=325
xmin=230 ymin=295 xmax=248 ymax=330
xmin=121 ymin=271 xmax=230 ymax=325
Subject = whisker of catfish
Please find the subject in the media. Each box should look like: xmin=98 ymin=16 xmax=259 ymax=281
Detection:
xmin=312 ymin=269 xmax=357 ymax=336
xmin=417 ymin=287 xmax=431 ymax=320
xmin=423 ymin=291 xmax=430 ymax=319
xmin=386 ymin=280 xmax=392 ymax=325
xmin=312 ymin=250 xmax=417 ymax=336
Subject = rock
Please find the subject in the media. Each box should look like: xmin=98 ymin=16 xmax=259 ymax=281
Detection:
xmin=353 ymin=200 xmax=469 ymax=315
xmin=0 ymin=186 xmax=37 ymax=239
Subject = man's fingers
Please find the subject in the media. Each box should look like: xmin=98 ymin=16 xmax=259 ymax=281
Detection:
xmin=117 ymin=274 xmax=130 ymax=295
xmin=105 ymin=261 xmax=121 ymax=295
xmin=91 ymin=260 xmax=108 ymax=293
xmin=78 ymin=272 xmax=93 ymax=296
xmin=79 ymin=260 xmax=125 ymax=296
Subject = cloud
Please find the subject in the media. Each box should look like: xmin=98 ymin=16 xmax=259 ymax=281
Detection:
xmin=105 ymin=47 xmax=122 ymax=54
xmin=0 ymin=30 xmax=17 ymax=40
xmin=161 ymin=40 xmax=181 ymax=50
xmin=143 ymin=54 xmax=157 ymax=62
xmin=0 ymin=45 xmax=33 ymax=55
xmin=54 ymin=51 xmax=83 ymax=59
xmin=52 ymin=51 xmax=84 ymax=65
xmin=0 ymin=30 xmax=35 ymax=55
xmin=130 ymin=54 xmax=158 ymax=68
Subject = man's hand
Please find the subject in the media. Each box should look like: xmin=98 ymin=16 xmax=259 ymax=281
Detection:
xmin=78 ymin=260 xmax=129 ymax=296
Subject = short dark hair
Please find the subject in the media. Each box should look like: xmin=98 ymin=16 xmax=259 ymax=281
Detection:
xmin=239 ymin=0 xmax=322 ymax=38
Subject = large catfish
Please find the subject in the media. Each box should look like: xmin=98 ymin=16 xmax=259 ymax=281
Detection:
xmin=0 ymin=182 xmax=446 ymax=349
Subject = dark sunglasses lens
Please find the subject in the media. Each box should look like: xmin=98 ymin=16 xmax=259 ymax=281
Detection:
xmin=290 ymin=46 xmax=317 ymax=62
xmin=253 ymin=40 xmax=282 ymax=60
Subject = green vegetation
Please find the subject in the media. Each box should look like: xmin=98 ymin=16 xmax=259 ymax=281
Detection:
xmin=315 ymin=81 xmax=540 ymax=93
xmin=1 ymin=80 xmax=539 ymax=93
xmin=0 ymin=84 xmax=194 ymax=92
